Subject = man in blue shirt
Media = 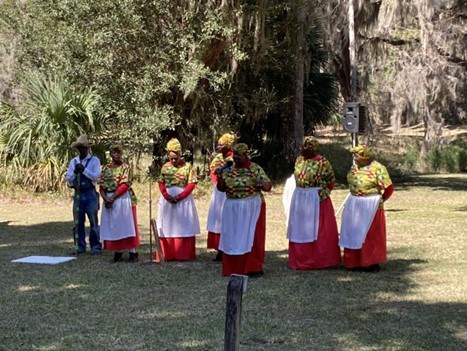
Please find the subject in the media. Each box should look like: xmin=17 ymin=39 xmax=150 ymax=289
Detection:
xmin=65 ymin=135 xmax=102 ymax=254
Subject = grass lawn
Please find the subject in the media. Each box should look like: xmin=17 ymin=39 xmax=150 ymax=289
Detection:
xmin=0 ymin=174 xmax=466 ymax=351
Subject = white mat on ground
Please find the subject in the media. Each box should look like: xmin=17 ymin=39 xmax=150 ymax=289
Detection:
xmin=11 ymin=256 xmax=76 ymax=265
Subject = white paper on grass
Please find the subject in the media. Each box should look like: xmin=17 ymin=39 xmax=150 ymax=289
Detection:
xmin=11 ymin=256 xmax=76 ymax=265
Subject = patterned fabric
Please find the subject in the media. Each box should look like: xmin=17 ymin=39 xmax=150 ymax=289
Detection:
xmin=302 ymin=136 xmax=319 ymax=152
xmin=218 ymin=133 xmax=236 ymax=147
xmin=347 ymin=160 xmax=392 ymax=205
xmin=209 ymin=153 xmax=234 ymax=176
xmin=166 ymin=138 xmax=182 ymax=152
xmin=158 ymin=160 xmax=197 ymax=187
xmin=294 ymin=155 xmax=335 ymax=201
xmin=350 ymin=144 xmax=373 ymax=158
xmin=99 ymin=164 xmax=137 ymax=205
xmin=221 ymin=162 xmax=271 ymax=200
xmin=233 ymin=143 xmax=249 ymax=155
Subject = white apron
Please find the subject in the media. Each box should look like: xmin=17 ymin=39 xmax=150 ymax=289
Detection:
xmin=339 ymin=194 xmax=380 ymax=249
xmin=100 ymin=192 xmax=136 ymax=241
xmin=157 ymin=186 xmax=200 ymax=238
xmin=206 ymin=186 xmax=227 ymax=233
xmin=219 ymin=195 xmax=262 ymax=255
xmin=286 ymin=187 xmax=321 ymax=243
xmin=282 ymin=174 xmax=296 ymax=226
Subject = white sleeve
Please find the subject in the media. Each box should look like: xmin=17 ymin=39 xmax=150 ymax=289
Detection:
xmin=82 ymin=156 xmax=101 ymax=182
xmin=65 ymin=158 xmax=77 ymax=185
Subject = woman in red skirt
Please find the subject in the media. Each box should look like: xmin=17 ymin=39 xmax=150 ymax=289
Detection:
xmin=156 ymin=138 xmax=200 ymax=261
xmin=99 ymin=145 xmax=140 ymax=263
xmin=285 ymin=136 xmax=341 ymax=270
xmin=206 ymin=133 xmax=235 ymax=261
xmin=216 ymin=143 xmax=272 ymax=277
xmin=339 ymin=145 xmax=394 ymax=272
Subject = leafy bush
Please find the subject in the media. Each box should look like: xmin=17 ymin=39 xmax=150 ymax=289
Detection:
xmin=423 ymin=142 xmax=466 ymax=173
xmin=403 ymin=142 xmax=420 ymax=171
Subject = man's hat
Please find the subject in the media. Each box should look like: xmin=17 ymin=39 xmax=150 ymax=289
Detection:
xmin=71 ymin=135 xmax=90 ymax=149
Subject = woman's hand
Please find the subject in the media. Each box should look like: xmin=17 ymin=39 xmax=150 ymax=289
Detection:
xmin=168 ymin=195 xmax=179 ymax=204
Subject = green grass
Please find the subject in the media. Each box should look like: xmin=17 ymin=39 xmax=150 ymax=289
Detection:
xmin=0 ymin=174 xmax=466 ymax=350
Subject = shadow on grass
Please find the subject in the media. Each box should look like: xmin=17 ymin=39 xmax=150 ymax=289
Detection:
xmin=1 ymin=220 xmax=466 ymax=350
xmin=396 ymin=174 xmax=467 ymax=192
xmin=253 ymin=249 xmax=467 ymax=350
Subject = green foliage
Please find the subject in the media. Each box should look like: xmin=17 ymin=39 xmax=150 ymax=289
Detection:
xmin=303 ymin=20 xmax=340 ymax=131
xmin=403 ymin=141 xmax=420 ymax=171
xmin=423 ymin=143 xmax=466 ymax=173
xmin=0 ymin=74 xmax=104 ymax=191
xmin=0 ymin=0 xmax=237 ymax=153
xmin=233 ymin=4 xmax=339 ymax=177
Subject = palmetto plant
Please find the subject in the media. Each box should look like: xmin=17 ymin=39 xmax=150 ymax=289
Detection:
xmin=0 ymin=74 xmax=104 ymax=191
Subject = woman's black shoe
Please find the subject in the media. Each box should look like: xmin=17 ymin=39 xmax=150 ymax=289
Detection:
xmin=128 ymin=252 xmax=139 ymax=263
xmin=247 ymin=270 xmax=264 ymax=278
xmin=213 ymin=251 xmax=223 ymax=262
xmin=113 ymin=252 xmax=123 ymax=263
xmin=366 ymin=264 xmax=380 ymax=273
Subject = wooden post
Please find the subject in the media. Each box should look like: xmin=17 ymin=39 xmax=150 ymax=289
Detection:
xmin=224 ymin=275 xmax=246 ymax=351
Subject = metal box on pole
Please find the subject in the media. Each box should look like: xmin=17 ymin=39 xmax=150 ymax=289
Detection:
xmin=342 ymin=102 xmax=366 ymax=134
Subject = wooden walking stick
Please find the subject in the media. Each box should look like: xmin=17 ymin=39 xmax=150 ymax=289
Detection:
xmin=150 ymin=218 xmax=164 ymax=263
xmin=143 ymin=169 xmax=158 ymax=265
xmin=144 ymin=166 xmax=164 ymax=264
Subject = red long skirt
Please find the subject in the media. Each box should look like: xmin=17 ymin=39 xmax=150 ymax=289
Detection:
xmin=222 ymin=202 xmax=266 ymax=276
xmin=104 ymin=206 xmax=140 ymax=251
xmin=288 ymin=197 xmax=341 ymax=270
xmin=207 ymin=232 xmax=221 ymax=250
xmin=343 ymin=209 xmax=387 ymax=268
xmin=156 ymin=236 xmax=196 ymax=261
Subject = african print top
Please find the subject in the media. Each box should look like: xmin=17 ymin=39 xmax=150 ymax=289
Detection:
xmin=294 ymin=155 xmax=335 ymax=201
xmin=158 ymin=160 xmax=197 ymax=187
xmin=347 ymin=160 xmax=392 ymax=205
xmin=209 ymin=152 xmax=234 ymax=184
xmin=98 ymin=163 xmax=137 ymax=205
xmin=220 ymin=162 xmax=271 ymax=200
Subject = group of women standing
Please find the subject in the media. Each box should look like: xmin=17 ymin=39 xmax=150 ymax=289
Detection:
xmin=98 ymin=134 xmax=393 ymax=276
xmin=283 ymin=137 xmax=394 ymax=273
xmin=155 ymin=134 xmax=272 ymax=277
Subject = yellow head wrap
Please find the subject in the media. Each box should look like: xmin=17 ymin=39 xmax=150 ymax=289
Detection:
xmin=218 ymin=133 xmax=236 ymax=147
xmin=166 ymin=138 xmax=182 ymax=153
xmin=233 ymin=143 xmax=249 ymax=155
xmin=302 ymin=136 xmax=319 ymax=152
xmin=349 ymin=144 xmax=373 ymax=158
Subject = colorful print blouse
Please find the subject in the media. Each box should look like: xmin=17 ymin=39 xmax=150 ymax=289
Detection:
xmin=347 ymin=160 xmax=392 ymax=205
xmin=294 ymin=155 xmax=335 ymax=201
xmin=220 ymin=162 xmax=271 ymax=200
xmin=158 ymin=160 xmax=197 ymax=187
xmin=98 ymin=164 xmax=137 ymax=205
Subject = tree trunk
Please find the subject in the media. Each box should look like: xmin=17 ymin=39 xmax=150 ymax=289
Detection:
xmin=286 ymin=1 xmax=306 ymax=163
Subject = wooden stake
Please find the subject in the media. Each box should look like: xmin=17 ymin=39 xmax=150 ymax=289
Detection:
xmin=224 ymin=275 xmax=246 ymax=351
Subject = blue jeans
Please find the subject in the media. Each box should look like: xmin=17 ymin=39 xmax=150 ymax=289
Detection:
xmin=73 ymin=189 xmax=101 ymax=253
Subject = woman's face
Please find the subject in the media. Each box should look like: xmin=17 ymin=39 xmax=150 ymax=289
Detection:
xmin=354 ymin=154 xmax=370 ymax=166
xmin=217 ymin=143 xmax=229 ymax=154
xmin=110 ymin=149 xmax=122 ymax=163
xmin=233 ymin=152 xmax=248 ymax=166
xmin=301 ymin=147 xmax=315 ymax=158
xmin=168 ymin=151 xmax=180 ymax=166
